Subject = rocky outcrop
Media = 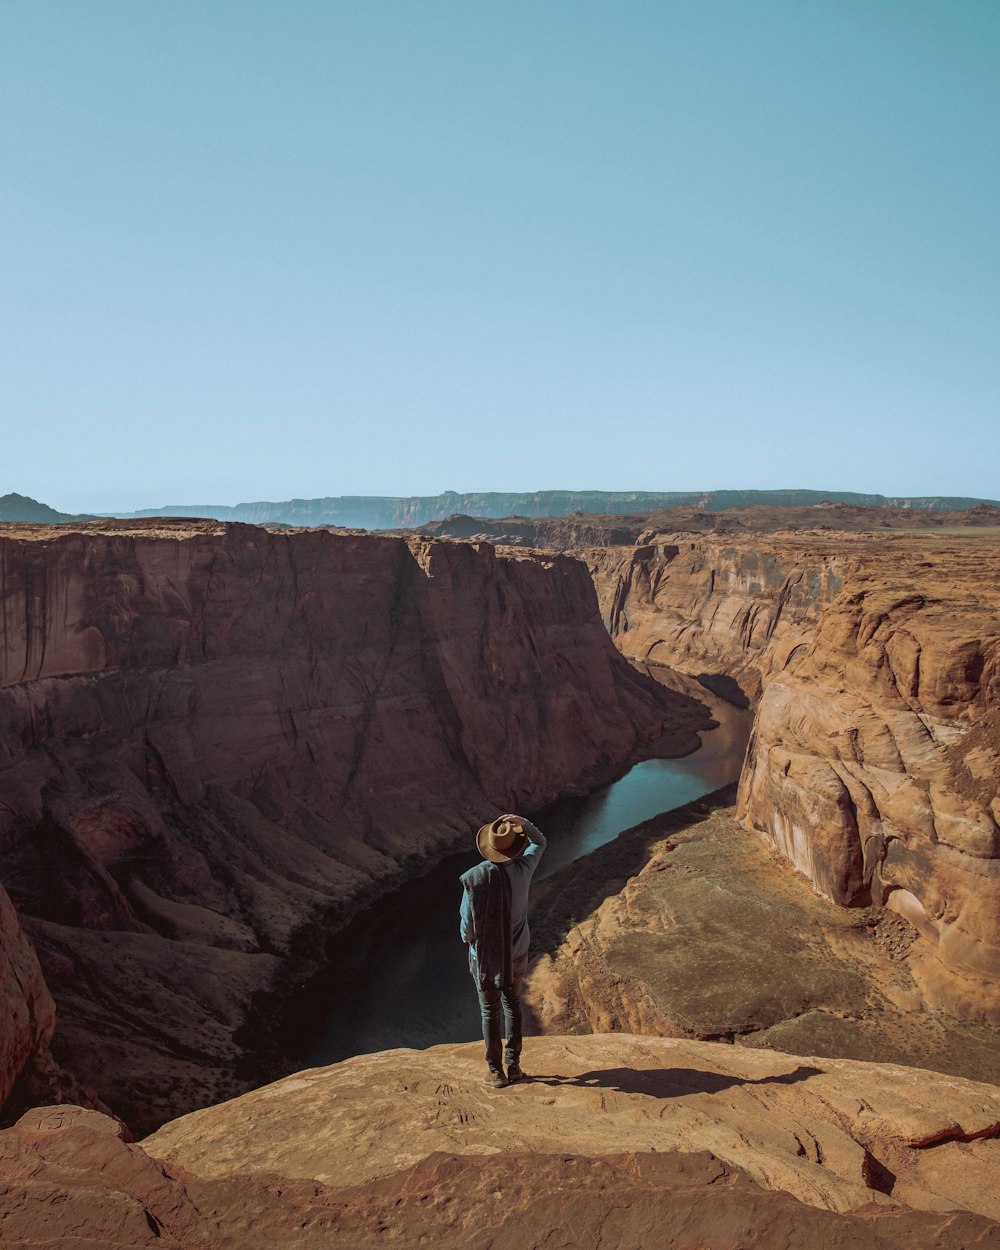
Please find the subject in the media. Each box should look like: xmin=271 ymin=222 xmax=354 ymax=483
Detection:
xmin=0 ymin=881 xmax=109 ymax=1127
xmin=524 ymin=791 xmax=1000 ymax=1084
xmin=0 ymin=519 xmax=706 ymax=1130
xmin=143 ymin=1036 xmax=1000 ymax=1225
xmin=738 ymin=542 xmax=1000 ymax=1024
xmin=553 ymin=527 xmax=1000 ymax=1026
xmin=5 ymin=1067 xmax=998 ymax=1249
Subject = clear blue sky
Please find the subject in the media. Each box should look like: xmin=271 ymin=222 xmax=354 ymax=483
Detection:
xmin=3 ymin=1 xmax=998 ymax=511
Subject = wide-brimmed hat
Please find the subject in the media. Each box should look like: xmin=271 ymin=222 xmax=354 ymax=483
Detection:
xmin=476 ymin=816 xmax=528 ymax=864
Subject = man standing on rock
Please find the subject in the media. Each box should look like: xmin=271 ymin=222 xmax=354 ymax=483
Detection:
xmin=460 ymin=814 xmax=547 ymax=1088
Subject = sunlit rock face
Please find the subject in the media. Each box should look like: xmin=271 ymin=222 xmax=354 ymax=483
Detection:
xmin=738 ymin=554 xmax=1000 ymax=1024
xmin=0 ymin=519 xmax=706 ymax=1130
xmin=141 ymin=1035 xmax=1000 ymax=1228
xmin=584 ymin=534 xmax=845 ymax=702
xmin=6 ymin=1036 xmax=1000 ymax=1249
xmin=579 ymin=526 xmax=1000 ymax=1025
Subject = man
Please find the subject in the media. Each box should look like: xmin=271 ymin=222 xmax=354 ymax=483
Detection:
xmin=459 ymin=813 xmax=547 ymax=1088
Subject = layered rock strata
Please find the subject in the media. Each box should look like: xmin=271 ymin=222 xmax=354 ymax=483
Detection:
xmin=143 ymin=1035 xmax=1000 ymax=1225
xmin=565 ymin=529 xmax=1000 ymax=1024
xmin=738 ymin=540 xmax=1000 ymax=1023
xmin=584 ymin=533 xmax=846 ymax=701
xmin=0 ymin=520 xmax=706 ymax=1130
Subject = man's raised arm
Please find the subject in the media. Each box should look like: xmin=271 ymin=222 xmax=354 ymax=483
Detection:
xmin=498 ymin=813 xmax=544 ymax=862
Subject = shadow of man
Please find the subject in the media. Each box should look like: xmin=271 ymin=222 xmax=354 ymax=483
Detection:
xmin=525 ymin=1064 xmax=824 ymax=1097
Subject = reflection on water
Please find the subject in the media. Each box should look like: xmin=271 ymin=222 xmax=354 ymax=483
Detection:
xmin=300 ymin=669 xmax=751 ymax=1066
xmin=535 ymin=670 xmax=750 ymax=879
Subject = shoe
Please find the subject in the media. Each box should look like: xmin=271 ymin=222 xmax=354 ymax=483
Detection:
xmin=506 ymin=1064 xmax=524 ymax=1083
xmin=484 ymin=1068 xmax=508 ymax=1089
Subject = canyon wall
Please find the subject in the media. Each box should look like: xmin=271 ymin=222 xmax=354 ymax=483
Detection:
xmin=570 ymin=527 xmax=1000 ymax=1026
xmin=0 ymin=884 xmax=55 ymax=1110
xmin=738 ymin=545 xmax=1000 ymax=1023
xmin=0 ymin=520 xmax=706 ymax=1130
xmin=585 ymin=533 xmax=848 ymax=701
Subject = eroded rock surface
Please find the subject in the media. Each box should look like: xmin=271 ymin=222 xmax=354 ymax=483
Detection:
xmin=737 ymin=539 xmax=1000 ymax=1024
xmin=524 ymin=794 xmax=1000 ymax=1085
xmin=585 ymin=533 xmax=844 ymax=702
xmin=143 ymin=1035 xmax=1000 ymax=1226
xmin=4 ymin=1101 xmax=997 ymax=1250
xmin=571 ymin=528 xmax=1000 ymax=1024
xmin=0 ymin=883 xmax=55 ymax=1109
xmin=0 ymin=520 xmax=706 ymax=1129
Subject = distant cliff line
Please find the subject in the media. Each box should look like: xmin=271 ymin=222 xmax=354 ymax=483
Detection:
xmin=5 ymin=488 xmax=1000 ymax=531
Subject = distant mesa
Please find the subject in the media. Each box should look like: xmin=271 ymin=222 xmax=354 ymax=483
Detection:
xmin=4 ymin=488 xmax=1000 ymax=531
xmin=0 ymin=493 xmax=95 ymax=525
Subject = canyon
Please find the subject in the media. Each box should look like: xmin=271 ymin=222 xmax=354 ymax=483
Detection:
xmin=524 ymin=787 xmax=1000 ymax=1086
xmin=1 ymin=504 xmax=998 ymax=1245
xmin=0 ymin=518 xmax=707 ymax=1131
xmin=516 ymin=523 xmax=1000 ymax=1035
xmin=397 ymin=511 xmax=1000 ymax=1047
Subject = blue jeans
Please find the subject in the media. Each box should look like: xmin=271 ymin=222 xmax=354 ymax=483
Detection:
xmin=469 ymin=950 xmax=529 ymax=1072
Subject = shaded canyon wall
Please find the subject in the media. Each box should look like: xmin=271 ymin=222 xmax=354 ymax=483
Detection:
xmin=0 ymin=884 xmax=55 ymax=1110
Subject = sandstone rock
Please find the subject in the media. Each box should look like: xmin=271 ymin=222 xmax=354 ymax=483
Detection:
xmin=585 ymin=533 xmax=847 ymax=702
xmin=738 ymin=540 xmax=1000 ymax=1023
xmin=571 ymin=526 xmax=1000 ymax=1026
xmin=523 ymin=794 xmax=1000 ymax=1087
xmin=144 ymin=1035 xmax=1000 ymax=1223
xmin=0 ymin=883 xmax=106 ymax=1129
xmin=0 ymin=520 xmax=707 ymax=1129
xmin=3 ymin=1098 xmax=997 ymax=1249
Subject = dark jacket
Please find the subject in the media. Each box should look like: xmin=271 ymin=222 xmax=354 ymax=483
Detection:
xmin=459 ymin=860 xmax=513 ymax=990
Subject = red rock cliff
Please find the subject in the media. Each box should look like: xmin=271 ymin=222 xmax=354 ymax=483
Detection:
xmin=580 ymin=527 xmax=1000 ymax=1025
xmin=0 ymin=520 xmax=706 ymax=1129
xmin=738 ymin=539 xmax=1000 ymax=1024
xmin=584 ymin=534 xmax=846 ymax=701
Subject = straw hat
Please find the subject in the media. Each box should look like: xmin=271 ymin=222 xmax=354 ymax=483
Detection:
xmin=476 ymin=815 xmax=528 ymax=864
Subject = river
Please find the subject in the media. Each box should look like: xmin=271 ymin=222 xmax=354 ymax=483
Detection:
xmin=299 ymin=667 xmax=752 ymax=1066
